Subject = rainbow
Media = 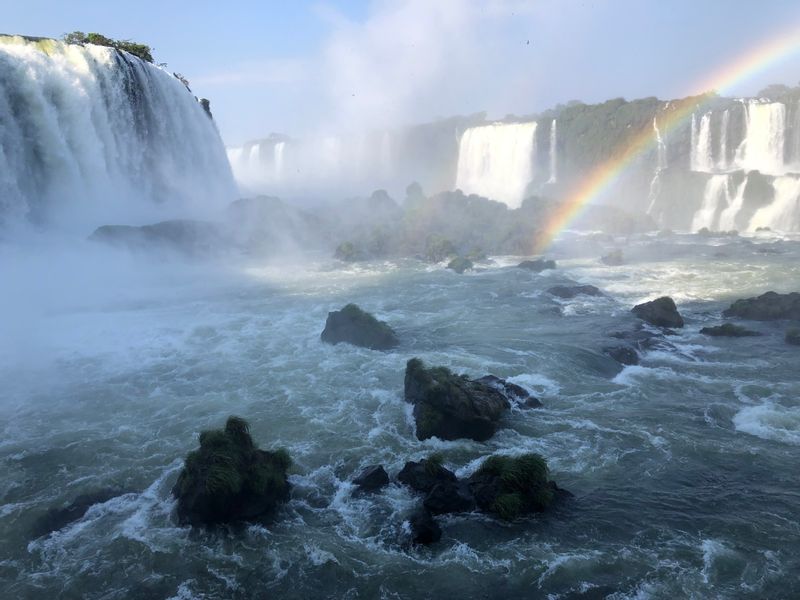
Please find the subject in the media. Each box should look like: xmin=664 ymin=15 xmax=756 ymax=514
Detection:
xmin=532 ymin=23 xmax=800 ymax=254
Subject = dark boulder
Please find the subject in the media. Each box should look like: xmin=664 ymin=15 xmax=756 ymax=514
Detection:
xmin=547 ymin=284 xmax=603 ymax=299
xmin=603 ymin=345 xmax=639 ymax=365
xmin=89 ymin=220 xmax=226 ymax=255
xmin=397 ymin=457 xmax=457 ymax=494
xmin=404 ymin=359 xmax=510 ymax=441
xmin=334 ymin=241 xmax=362 ymax=262
xmin=600 ymin=249 xmax=624 ymax=266
xmin=476 ymin=374 xmax=542 ymax=408
xmin=32 ymin=488 xmax=130 ymax=538
xmin=352 ymin=465 xmax=389 ymax=492
xmin=786 ymin=328 xmax=800 ymax=346
xmin=172 ymin=416 xmax=291 ymax=526
xmin=407 ymin=509 xmax=441 ymax=545
xmin=447 ymin=256 xmax=474 ymax=274
xmin=631 ymin=296 xmax=684 ymax=328
xmin=700 ymin=323 xmax=761 ymax=337
xmin=423 ymin=480 xmax=476 ymax=515
xmin=321 ymin=304 xmax=399 ymax=350
xmin=722 ymin=291 xmax=800 ymax=321
xmin=518 ymin=259 xmax=556 ymax=272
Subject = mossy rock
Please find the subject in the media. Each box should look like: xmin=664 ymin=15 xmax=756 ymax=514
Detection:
xmin=321 ymin=304 xmax=399 ymax=350
xmin=700 ymin=323 xmax=760 ymax=337
xmin=172 ymin=416 xmax=291 ymax=526
xmin=447 ymin=256 xmax=473 ymax=274
xmin=334 ymin=241 xmax=362 ymax=262
xmin=424 ymin=234 xmax=456 ymax=263
xmin=723 ymin=291 xmax=800 ymax=321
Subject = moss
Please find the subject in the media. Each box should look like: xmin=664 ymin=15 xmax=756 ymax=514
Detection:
xmin=416 ymin=403 xmax=444 ymax=440
xmin=425 ymin=453 xmax=444 ymax=475
xmin=476 ymin=453 xmax=554 ymax=520
xmin=491 ymin=492 xmax=525 ymax=520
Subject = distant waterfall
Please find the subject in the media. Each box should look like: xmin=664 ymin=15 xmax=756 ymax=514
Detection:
xmin=717 ymin=177 xmax=748 ymax=231
xmin=690 ymin=113 xmax=714 ymax=172
xmin=455 ymin=122 xmax=537 ymax=208
xmin=274 ymin=142 xmax=285 ymax=180
xmin=749 ymin=176 xmax=800 ymax=231
xmin=547 ymin=120 xmax=558 ymax=183
xmin=691 ymin=175 xmax=730 ymax=231
xmin=735 ymin=101 xmax=785 ymax=175
xmin=0 ymin=35 xmax=235 ymax=227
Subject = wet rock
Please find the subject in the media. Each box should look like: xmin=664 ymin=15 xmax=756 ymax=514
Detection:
xmin=631 ymin=296 xmax=684 ymax=328
xmin=407 ymin=509 xmax=441 ymax=545
xmin=397 ymin=458 xmax=457 ymax=494
xmin=476 ymin=374 xmax=542 ymax=408
xmin=700 ymin=323 xmax=761 ymax=337
xmin=722 ymin=291 xmax=800 ymax=321
xmin=321 ymin=304 xmax=399 ymax=350
xmin=352 ymin=465 xmax=389 ymax=492
xmin=786 ymin=328 xmax=800 ymax=346
xmin=447 ymin=256 xmax=473 ymax=274
xmin=89 ymin=220 xmax=226 ymax=255
xmin=334 ymin=241 xmax=362 ymax=262
xmin=547 ymin=284 xmax=603 ymax=299
xmin=32 ymin=488 xmax=130 ymax=538
xmin=600 ymin=249 xmax=624 ymax=266
xmin=423 ymin=480 xmax=476 ymax=515
xmin=172 ymin=416 xmax=291 ymax=526
xmin=517 ymin=258 xmax=556 ymax=272
xmin=603 ymin=345 xmax=639 ymax=365
xmin=404 ymin=358 xmax=510 ymax=441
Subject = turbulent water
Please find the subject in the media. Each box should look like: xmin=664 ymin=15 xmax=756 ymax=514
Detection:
xmin=0 ymin=36 xmax=235 ymax=228
xmin=2 ymin=231 xmax=799 ymax=599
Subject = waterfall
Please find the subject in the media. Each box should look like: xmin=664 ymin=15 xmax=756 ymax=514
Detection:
xmin=274 ymin=142 xmax=285 ymax=180
xmin=691 ymin=175 xmax=730 ymax=231
xmin=717 ymin=110 xmax=729 ymax=170
xmin=734 ymin=101 xmax=786 ymax=175
xmin=717 ymin=177 xmax=748 ymax=231
xmin=547 ymin=120 xmax=557 ymax=183
xmin=0 ymin=35 xmax=235 ymax=227
xmin=690 ymin=112 xmax=713 ymax=172
xmin=646 ymin=116 xmax=668 ymax=219
xmin=455 ymin=122 xmax=537 ymax=208
xmin=748 ymin=176 xmax=800 ymax=231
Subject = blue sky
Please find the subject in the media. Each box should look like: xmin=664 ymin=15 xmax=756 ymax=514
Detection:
xmin=7 ymin=1 xmax=800 ymax=144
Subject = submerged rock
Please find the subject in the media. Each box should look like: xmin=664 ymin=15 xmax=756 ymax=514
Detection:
xmin=475 ymin=374 xmax=543 ymax=408
xmin=352 ymin=465 xmax=390 ymax=492
xmin=320 ymin=304 xmax=399 ymax=350
xmin=32 ymin=488 xmax=130 ymax=538
xmin=631 ymin=296 xmax=684 ymax=328
xmin=172 ymin=416 xmax=291 ymax=526
xmin=404 ymin=359 xmax=510 ymax=441
xmin=603 ymin=345 xmax=639 ymax=366
xmin=423 ymin=480 xmax=476 ymax=515
xmin=700 ymin=323 xmax=761 ymax=337
xmin=397 ymin=457 xmax=458 ymax=494
xmin=547 ymin=284 xmax=603 ymax=299
xmin=786 ymin=328 xmax=800 ymax=346
xmin=600 ymin=249 xmax=624 ymax=266
xmin=517 ymin=259 xmax=556 ymax=272
xmin=407 ymin=508 xmax=441 ymax=545
xmin=447 ymin=256 xmax=474 ymax=274
xmin=722 ymin=291 xmax=800 ymax=321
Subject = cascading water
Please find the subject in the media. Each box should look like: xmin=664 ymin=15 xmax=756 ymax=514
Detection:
xmin=691 ymin=175 xmax=730 ymax=231
xmin=717 ymin=177 xmax=748 ymax=231
xmin=717 ymin=109 xmax=730 ymax=170
xmin=646 ymin=115 xmax=668 ymax=218
xmin=274 ymin=142 xmax=285 ymax=180
xmin=0 ymin=35 xmax=235 ymax=228
xmin=749 ymin=175 xmax=800 ymax=231
xmin=455 ymin=122 xmax=537 ymax=208
xmin=547 ymin=120 xmax=557 ymax=184
xmin=734 ymin=101 xmax=786 ymax=175
xmin=690 ymin=112 xmax=714 ymax=172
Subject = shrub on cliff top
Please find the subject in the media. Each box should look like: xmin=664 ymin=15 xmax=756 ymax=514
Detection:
xmin=62 ymin=31 xmax=154 ymax=63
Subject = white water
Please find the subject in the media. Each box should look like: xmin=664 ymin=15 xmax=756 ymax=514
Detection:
xmin=691 ymin=175 xmax=730 ymax=231
xmin=735 ymin=101 xmax=786 ymax=175
xmin=717 ymin=176 xmax=748 ymax=231
xmin=749 ymin=175 xmax=800 ymax=231
xmin=0 ymin=35 xmax=235 ymax=229
xmin=274 ymin=142 xmax=286 ymax=180
xmin=717 ymin=110 xmax=730 ymax=170
xmin=547 ymin=120 xmax=558 ymax=184
xmin=455 ymin=122 xmax=537 ymax=208
xmin=691 ymin=113 xmax=714 ymax=172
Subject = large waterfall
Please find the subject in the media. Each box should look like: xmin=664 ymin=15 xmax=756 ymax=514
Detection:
xmin=455 ymin=122 xmax=537 ymax=208
xmin=0 ymin=35 xmax=235 ymax=228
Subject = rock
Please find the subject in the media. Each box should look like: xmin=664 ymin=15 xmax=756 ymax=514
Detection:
xmin=476 ymin=374 xmax=542 ymax=408
xmin=397 ymin=457 xmax=457 ymax=494
xmin=447 ymin=256 xmax=473 ymax=274
xmin=352 ymin=465 xmax=389 ymax=492
xmin=631 ymin=296 xmax=684 ymax=328
xmin=600 ymin=249 xmax=624 ymax=266
xmin=700 ymin=323 xmax=761 ymax=337
xmin=424 ymin=235 xmax=456 ymax=262
xmin=603 ymin=345 xmax=639 ymax=365
xmin=32 ymin=488 xmax=130 ymax=538
xmin=320 ymin=304 xmax=399 ymax=350
xmin=423 ymin=480 xmax=476 ymax=515
xmin=404 ymin=359 xmax=510 ymax=441
xmin=334 ymin=241 xmax=361 ymax=262
xmin=467 ymin=453 xmax=568 ymax=520
xmin=407 ymin=509 xmax=441 ymax=545
xmin=172 ymin=416 xmax=291 ymax=526
xmin=786 ymin=328 xmax=800 ymax=346
xmin=547 ymin=284 xmax=603 ymax=299
xmin=517 ymin=259 xmax=556 ymax=272
xmin=722 ymin=291 xmax=800 ymax=321
xmin=89 ymin=220 xmax=226 ymax=255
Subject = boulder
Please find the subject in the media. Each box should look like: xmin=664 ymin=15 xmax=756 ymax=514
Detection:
xmin=172 ymin=416 xmax=291 ymax=526
xmin=547 ymin=284 xmax=603 ymax=299
xmin=700 ymin=323 xmax=761 ymax=337
xmin=722 ymin=291 xmax=800 ymax=321
xmin=475 ymin=374 xmax=542 ymax=408
xmin=407 ymin=509 xmax=441 ymax=545
xmin=321 ymin=304 xmax=399 ymax=350
xmin=447 ymin=256 xmax=474 ymax=274
xmin=631 ymin=296 xmax=684 ymax=328
xmin=786 ymin=328 xmax=800 ymax=346
xmin=517 ymin=259 xmax=556 ymax=272
xmin=32 ymin=488 xmax=130 ymax=538
xmin=600 ymin=249 xmax=624 ymax=266
xmin=334 ymin=241 xmax=362 ymax=262
xmin=89 ymin=220 xmax=226 ymax=255
xmin=603 ymin=345 xmax=639 ymax=365
xmin=404 ymin=359 xmax=510 ymax=441
xmin=397 ymin=457 xmax=457 ymax=494
xmin=352 ymin=465 xmax=389 ymax=492
xmin=423 ymin=481 xmax=476 ymax=515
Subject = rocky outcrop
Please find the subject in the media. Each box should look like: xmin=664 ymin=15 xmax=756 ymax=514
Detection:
xmin=89 ymin=220 xmax=226 ymax=255
xmin=722 ymin=292 xmax=800 ymax=321
xmin=547 ymin=284 xmax=603 ymax=299
xmin=447 ymin=256 xmax=473 ymax=274
xmin=32 ymin=488 xmax=131 ymax=538
xmin=407 ymin=509 xmax=441 ymax=545
xmin=321 ymin=304 xmax=399 ymax=350
xmin=700 ymin=323 xmax=761 ymax=337
xmin=518 ymin=259 xmax=556 ymax=272
xmin=397 ymin=457 xmax=458 ymax=493
xmin=603 ymin=345 xmax=639 ymax=366
xmin=631 ymin=296 xmax=684 ymax=328
xmin=403 ymin=359 xmax=511 ymax=441
xmin=352 ymin=465 xmax=390 ymax=492
xmin=475 ymin=375 xmax=543 ymax=408
xmin=172 ymin=416 xmax=291 ymax=526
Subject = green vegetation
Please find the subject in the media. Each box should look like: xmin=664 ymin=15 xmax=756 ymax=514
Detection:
xmin=475 ymin=453 xmax=554 ymax=520
xmin=62 ymin=31 xmax=154 ymax=63
xmin=447 ymin=256 xmax=474 ymax=274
